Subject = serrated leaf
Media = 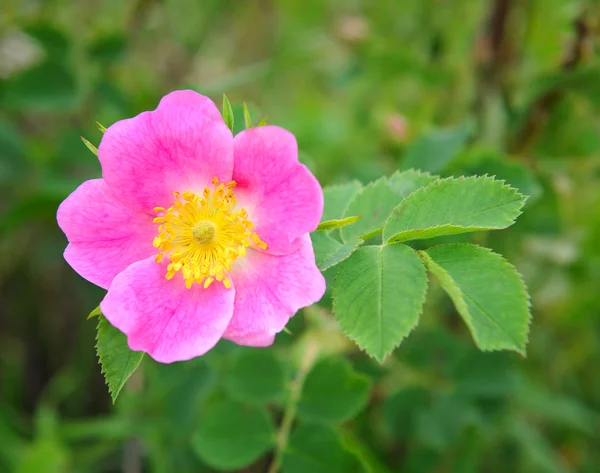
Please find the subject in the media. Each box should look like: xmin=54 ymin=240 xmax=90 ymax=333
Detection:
xmin=420 ymin=243 xmax=531 ymax=354
xmin=401 ymin=121 xmax=474 ymax=173
xmin=311 ymin=232 xmax=363 ymax=271
xmin=80 ymin=136 xmax=98 ymax=156
xmin=191 ymin=401 xmax=274 ymax=470
xmin=243 ymin=102 xmax=252 ymax=128
xmin=340 ymin=178 xmax=399 ymax=242
xmin=281 ymin=424 xmax=361 ymax=473
xmin=387 ymin=169 xmax=439 ymax=198
xmin=96 ymin=316 xmax=144 ymax=403
xmin=297 ymin=357 xmax=371 ymax=423
xmin=333 ymin=244 xmax=428 ymax=361
xmin=459 ymin=154 xmax=542 ymax=203
xmin=322 ymin=181 xmax=363 ymax=222
xmin=384 ymin=176 xmax=526 ymax=244
xmin=225 ymin=349 xmax=285 ymax=405
xmin=317 ymin=215 xmax=361 ymax=231
xmin=222 ymin=94 xmax=235 ymax=132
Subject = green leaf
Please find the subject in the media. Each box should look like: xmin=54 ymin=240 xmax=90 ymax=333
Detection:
xmin=333 ymin=244 xmax=428 ymax=362
xmin=383 ymin=388 xmax=429 ymax=440
xmin=222 ymin=94 xmax=235 ymax=132
xmin=96 ymin=121 xmax=107 ymax=133
xmin=257 ymin=116 xmax=268 ymax=126
xmin=459 ymin=154 xmax=542 ymax=203
xmin=87 ymin=34 xmax=126 ymax=64
xmin=340 ymin=178 xmax=399 ymax=242
xmin=80 ymin=136 xmax=98 ymax=156
xmin=281 ymin=424 xmax=362 ymax=473
xmin=3 ymin=61 xmax=78 ymax=111
xmin=387 ymin=169 xmax=439 ymax=198
xmin=243 ymin=102 xmax=252 ymax=128
xmin=225 ymin=349 xmax=286 ymax=405
xmin=87 ymin=306 xmax=102 ymax=320
xmin=384 ymin=176 xmax=526 ymax=244
xmin=24 ymin=23 xmax=70 ymax=60
xmin=322 ymin=181 xmax=362 ymax=222
xmin=297 ymin=357 xmax=371 ymax=423
xmin=317 ymin=215 xmax=362 ymax=231
xmin=311 ymin=232 xmax=363 ymax=271
xmin=15 ymin=440 xmax=68 ymax=473
xmin=420 ymin=243 xmax=531 ymax=354
xmin=401 ymin=121 xmax=474 ymax=173
xmin=192 ymin=401 xmax=274 ymax=470
xmin=96 ymin=315 xmax=144 ymax=403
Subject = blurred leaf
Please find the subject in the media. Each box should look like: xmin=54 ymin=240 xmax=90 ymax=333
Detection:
xmin=387 ymin=169 xmax=439 ymax=198
xmin=340 ymin=177 xmax=398 ymax=241
xmin=384 ymin=176 xmax=526 ymax=244
xmin=383 ymin=388 xmax=430 ymax=439
xmin=509 ymin=417 xmax=569 ymax=473
xmin=0 ymin=120 xmax=24 ymax=184
xmin=243 ymin=102 xmax=252 ymax=128
xmin=528 ymin=66 xmax=600 ymax=109
xmin=87 ymin=34 xmax=126 ymax=64
xmin=297 ymin=357 xmax=371 ymax=423
xmin=514 ymin=376 xmax=596 ymax=434
xmin=311 ymin=232 xmax=363 ymax=271
xmin=3 ymin=61 xmax=78 ymax=111
xmin=225 ymin=349 xmax=286 ymax=405
xmin=281 ymin=424 xmax=362 ymax=473
xmin=339 ymin=429 xmax=393 ymax=473
xmin=15 ymin=440 xmax=68 ymax=473
xmin=222 ymin=94 xmax=234 ymax=132
xmin=96 ymin=315 xmax=144 ymax=403
xmin=415 ymin=393 xmax=476 ymax=451
xmin=333 ymin=244 xmax=428 ymax=361
xmin=317 ymin=215 xmax=362 ymax=231
xmin=322 ymin=181 xmax=362 ymax=222
xmin=401 ymin=122 xmax=474 ymax=173
xmin=191 ymin=401 xmax=274 ymax=470
xmin=0 ymin=192 xmax=65 ymax=236
xmin=23 ymin=23 xmax=70 ymax=60
xmin=96 ymin=121 xmax=107 ymax=133
xmin=421 ymin=244 xmax=531 ymax=354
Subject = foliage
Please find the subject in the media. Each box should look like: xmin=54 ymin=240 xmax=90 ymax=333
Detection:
xmin=2 ymin=0 xmax=600 ymax=472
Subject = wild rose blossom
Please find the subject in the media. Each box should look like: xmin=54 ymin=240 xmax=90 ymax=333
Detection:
xmin=57 ymin=90 xmax=325 ymax=363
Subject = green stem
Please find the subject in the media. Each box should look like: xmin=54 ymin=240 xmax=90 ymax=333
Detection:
xmin=267 ymin=339 xmax=319 ymax=473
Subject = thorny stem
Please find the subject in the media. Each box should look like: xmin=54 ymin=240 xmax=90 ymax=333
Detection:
xmin=266 ymin=339 xmax=320 ymax=473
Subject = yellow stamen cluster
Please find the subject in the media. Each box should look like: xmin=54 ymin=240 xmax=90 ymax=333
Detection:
xmin=153 ymin=177 xmax=267 ymax=289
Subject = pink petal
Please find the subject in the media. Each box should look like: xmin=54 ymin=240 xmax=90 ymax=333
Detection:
xmin=223 ymin=235 xmax=325 ymax=346
xmin=232 ymin=126 xmax=323 ymax=255
xmin=98 ymin=90 xmax=234 ymax=213
xmin=57 ymin=179 xmax=156 ymax=289
xmin=101 ymin=257 xmax=235 ymax=363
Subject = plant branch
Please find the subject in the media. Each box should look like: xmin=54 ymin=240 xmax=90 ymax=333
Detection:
xmin=266 ymin=339 xmax=319 ymax=473
xmin=509 ymin=8 xmax=593 ymax=154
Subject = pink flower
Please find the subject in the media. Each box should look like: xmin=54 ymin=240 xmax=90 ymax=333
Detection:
xmin=57 ymin=90 xmax=326 ymax=363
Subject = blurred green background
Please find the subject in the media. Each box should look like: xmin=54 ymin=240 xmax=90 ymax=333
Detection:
xmin=1 ymin=0 xmax=600 ymax=472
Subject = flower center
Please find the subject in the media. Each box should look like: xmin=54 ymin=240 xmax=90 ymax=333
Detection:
xmin=152 ymin=177 xmax=267 ymax=289
xmin=192 ymin=221 xmax=216 ymax=244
